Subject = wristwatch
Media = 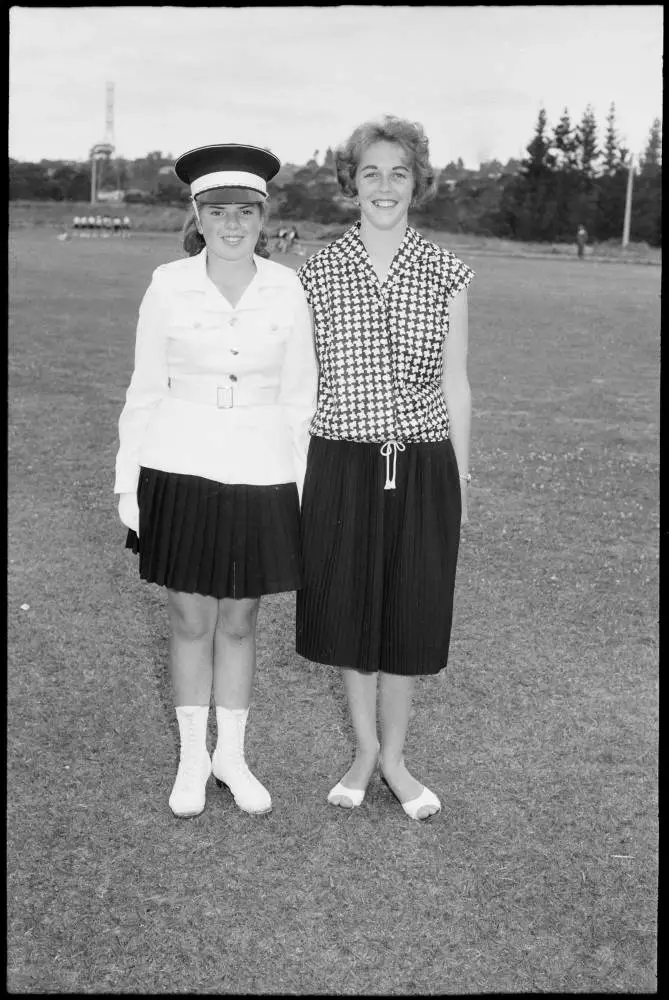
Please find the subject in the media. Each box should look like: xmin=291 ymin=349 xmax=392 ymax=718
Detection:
xmin=459 ymin=473 xmax=471 ymax=483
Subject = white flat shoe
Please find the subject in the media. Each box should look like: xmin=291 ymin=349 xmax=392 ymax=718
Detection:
xmin=400 ymin=786 xmax=441 ymax=821
xmin=327 ymin=781 xmax=366 ymax=808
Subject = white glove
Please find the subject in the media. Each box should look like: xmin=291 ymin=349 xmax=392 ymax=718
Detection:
xmin=118 ymin=492 xmax=140 ymax=536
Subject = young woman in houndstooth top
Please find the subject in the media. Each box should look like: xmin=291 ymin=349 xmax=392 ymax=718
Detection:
xmin=296 ymin=116 xmax=474 ymax=821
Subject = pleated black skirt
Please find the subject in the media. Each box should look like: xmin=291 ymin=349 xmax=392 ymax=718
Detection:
xmin=296 ymin=436 xmax=462 ymax=676
xmin=125 ymin=467 xmax=302 ymax=599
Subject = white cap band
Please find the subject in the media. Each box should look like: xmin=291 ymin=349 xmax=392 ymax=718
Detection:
xmin=190 ymin=170 xmax=268 ymax=198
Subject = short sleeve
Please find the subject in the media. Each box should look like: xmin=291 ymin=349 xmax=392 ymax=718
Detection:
xmin=443 ymin=252 xmax=475 ymax=302
xmin=296 ymin=257 xmax=315 ymax=305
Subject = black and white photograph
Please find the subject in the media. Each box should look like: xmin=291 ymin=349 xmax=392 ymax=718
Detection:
xmin=8 ymin=5 xmax=660 ymax=994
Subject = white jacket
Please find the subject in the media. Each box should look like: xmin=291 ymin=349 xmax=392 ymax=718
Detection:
xmin=114 ymin=250 xmax=318 ymax=497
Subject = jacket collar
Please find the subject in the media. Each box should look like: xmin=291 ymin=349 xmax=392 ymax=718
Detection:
xmin=175 ymin=249 xmax=285 ymax=309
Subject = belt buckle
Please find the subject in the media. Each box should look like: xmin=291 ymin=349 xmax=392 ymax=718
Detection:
xmin=217 ymin=386 xmax=234 ymax=409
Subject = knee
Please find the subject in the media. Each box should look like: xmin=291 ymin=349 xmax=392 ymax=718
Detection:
xmin=217 ymin=603 xmax=259 ymax=642
xmin=169 ymin=598 xmax=217 ymax=642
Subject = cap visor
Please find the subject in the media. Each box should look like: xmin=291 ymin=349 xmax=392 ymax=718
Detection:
xmin=195 ymin=186 xmax=266 ymax=204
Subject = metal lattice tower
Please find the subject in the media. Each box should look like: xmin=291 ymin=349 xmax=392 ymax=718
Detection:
xmin=104 ymin=81 xmax=115 ymax=147
xmin=90 ymin=81 xmax=117 ymax=205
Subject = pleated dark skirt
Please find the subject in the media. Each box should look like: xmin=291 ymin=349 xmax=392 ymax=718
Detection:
xmin=296 ymin=436 xmax=462 ymax=676
xmin=125 ymin=467 xmax=302 ymax=599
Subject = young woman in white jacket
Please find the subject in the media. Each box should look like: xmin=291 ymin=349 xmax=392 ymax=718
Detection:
xmin=115 ymin=144 xmax=318 ymax=819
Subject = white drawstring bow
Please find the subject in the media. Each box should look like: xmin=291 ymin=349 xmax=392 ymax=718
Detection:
xmin=380 ymin=440 xmax=406 ymax=490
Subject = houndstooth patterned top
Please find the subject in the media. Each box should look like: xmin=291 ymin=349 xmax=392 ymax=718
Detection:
xmin=297 ymin=222 xmax=474 ymax=443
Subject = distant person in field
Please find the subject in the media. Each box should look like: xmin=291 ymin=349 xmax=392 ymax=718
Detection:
xmin=296 ymin=114 xmax=474 ymax=822
xmin=112 ymin=215 xmax=122 ymax=235
xmin=114 ymin=143 xmax=317 ymax=820
xmin=576 ymin=224 xmax=588 ymax=259
xmin=122 ymin=215 xmax=131 ymax=237
xmin=275 ymin=225 xmax=288 ymax=252
xmin=286 ymin=226 xmax=299 ymax=252
xmin=72 ymin=215 xmax=80 ymax=233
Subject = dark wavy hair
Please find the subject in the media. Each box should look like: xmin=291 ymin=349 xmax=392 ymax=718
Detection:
xmin=182 ymin=199 xmax=270 ymax=258
xmin=335 ymin=114 xmax=437 ymax=207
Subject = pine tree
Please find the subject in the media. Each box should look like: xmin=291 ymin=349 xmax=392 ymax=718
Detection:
xmin=509 ymin=107 xmax=559 ymax=240
xmin=633 ymin=118 xmax=662 ymax=245
xmin=595 ymin=103 xmax=630 ymax=241
xmin=567 ymin=105 xmax=601 ymax=237
xmin=551 ymin=107 xmax=581 ymax=238
xmin=305 ymin=150 xmax=320 ymax=174
xmin=639 ymin=118 xmax=662 ymax=177
xmin=575 ymin=105 xmax=600 ymax=178
xmin=553 ymin=108 xmax=577 ymax=171
xmin=521 ymin=106 xmax=555 ymax=181
xmin=603 ymin=103 xmax=627 ymax=175
xmin=593 ymin=109 xmax=619 ymax=240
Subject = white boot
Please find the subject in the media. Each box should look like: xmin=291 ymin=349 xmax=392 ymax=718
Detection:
xmin=212 ymin=706 xmax=272 ymax=814
xmin=169 ymin=705 xmax=212 ymax=818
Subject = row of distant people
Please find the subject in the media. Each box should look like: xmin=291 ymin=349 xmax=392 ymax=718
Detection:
xmin=72 ymin=215 xmax=132 ymax=232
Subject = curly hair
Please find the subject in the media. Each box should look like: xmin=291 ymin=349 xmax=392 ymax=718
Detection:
xmin=182 ymin=199 xmax=270 ymax=258
xmin=335 ymin=114 xmax=437 ymax=207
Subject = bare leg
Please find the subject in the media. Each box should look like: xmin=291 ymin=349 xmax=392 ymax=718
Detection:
xmin=334 ymin=668 xmax=380 ymax=792
xmin=379 ymin=673 xmax=439 ymax=819
xmin=167 ymin=590 xmax=218 ymax=706
xmin=213 ymin=597 xmax=260 ymax=708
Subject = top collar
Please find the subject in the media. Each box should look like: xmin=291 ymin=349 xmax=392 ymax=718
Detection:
xmin=336 ymin=222 xmax=423 ymax=282
xmin=178 ymin=249 xmax=285 ymax=300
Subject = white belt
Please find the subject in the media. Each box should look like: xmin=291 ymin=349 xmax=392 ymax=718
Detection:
xmin=168 ymin=378 xmax=279 ymax=409
xmin=380 ymin=440 xmax=406 ymax=490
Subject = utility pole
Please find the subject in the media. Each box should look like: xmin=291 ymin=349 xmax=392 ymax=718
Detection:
xmin=90 ymin=155 xmax=97 ymax=206
xmin=622 ymin=154 xmax=634 ymax=247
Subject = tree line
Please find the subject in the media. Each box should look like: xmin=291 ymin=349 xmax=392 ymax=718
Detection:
xmin=9 ymin=105 xmax=661 ymax=246
xmin=489 ymin=105 xmax=661 ymax=246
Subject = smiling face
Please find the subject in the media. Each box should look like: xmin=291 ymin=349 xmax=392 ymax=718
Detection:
xmin=194 ymin=198 xmax=263 ymax=263
xmin=355 ymin=140 xmax=415 ymax=232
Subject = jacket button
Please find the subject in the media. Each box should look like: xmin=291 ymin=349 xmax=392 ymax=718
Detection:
xmin=193 ymin=321 xmax=201 ymax=328
xmin=270 ymin=324 xmax=278 ymax=331
xmin=230 ymin=349 xmax=239 ymax=355
xmin=229 ymin=374 xmax=238 ymax=382
xmin=229 ymin=316 xmax=238 ymax=326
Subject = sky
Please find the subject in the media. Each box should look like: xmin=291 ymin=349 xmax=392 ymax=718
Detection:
xmin=8 ymin=5 xmax=663 ymax=169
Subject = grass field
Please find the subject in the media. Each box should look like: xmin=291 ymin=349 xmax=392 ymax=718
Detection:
xmin=7 ymin=228 xmax=659 ymax=994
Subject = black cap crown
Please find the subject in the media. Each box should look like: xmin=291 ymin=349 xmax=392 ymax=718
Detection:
xmin=174 ymin=143 xmax=281 ymax=198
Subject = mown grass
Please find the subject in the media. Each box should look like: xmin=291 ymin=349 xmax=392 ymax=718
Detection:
xmin=7 ymin=228 xmax=659 ymax=994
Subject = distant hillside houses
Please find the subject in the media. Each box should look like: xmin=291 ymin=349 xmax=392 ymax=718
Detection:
xmin=97 ymin=189 xmax=124 ymax=203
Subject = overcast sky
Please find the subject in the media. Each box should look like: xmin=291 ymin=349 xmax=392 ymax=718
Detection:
xmin=9 ymin=5 xmax=663 ymax=168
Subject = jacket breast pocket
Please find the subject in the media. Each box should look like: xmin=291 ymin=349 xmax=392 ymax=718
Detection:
xmin=262 ymin=303 xmax=293 ymax=337
xmin=256 ymin=309 xmax=293 ymax=350
xmin=165 ymin=308 xmax=223 ymax=370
